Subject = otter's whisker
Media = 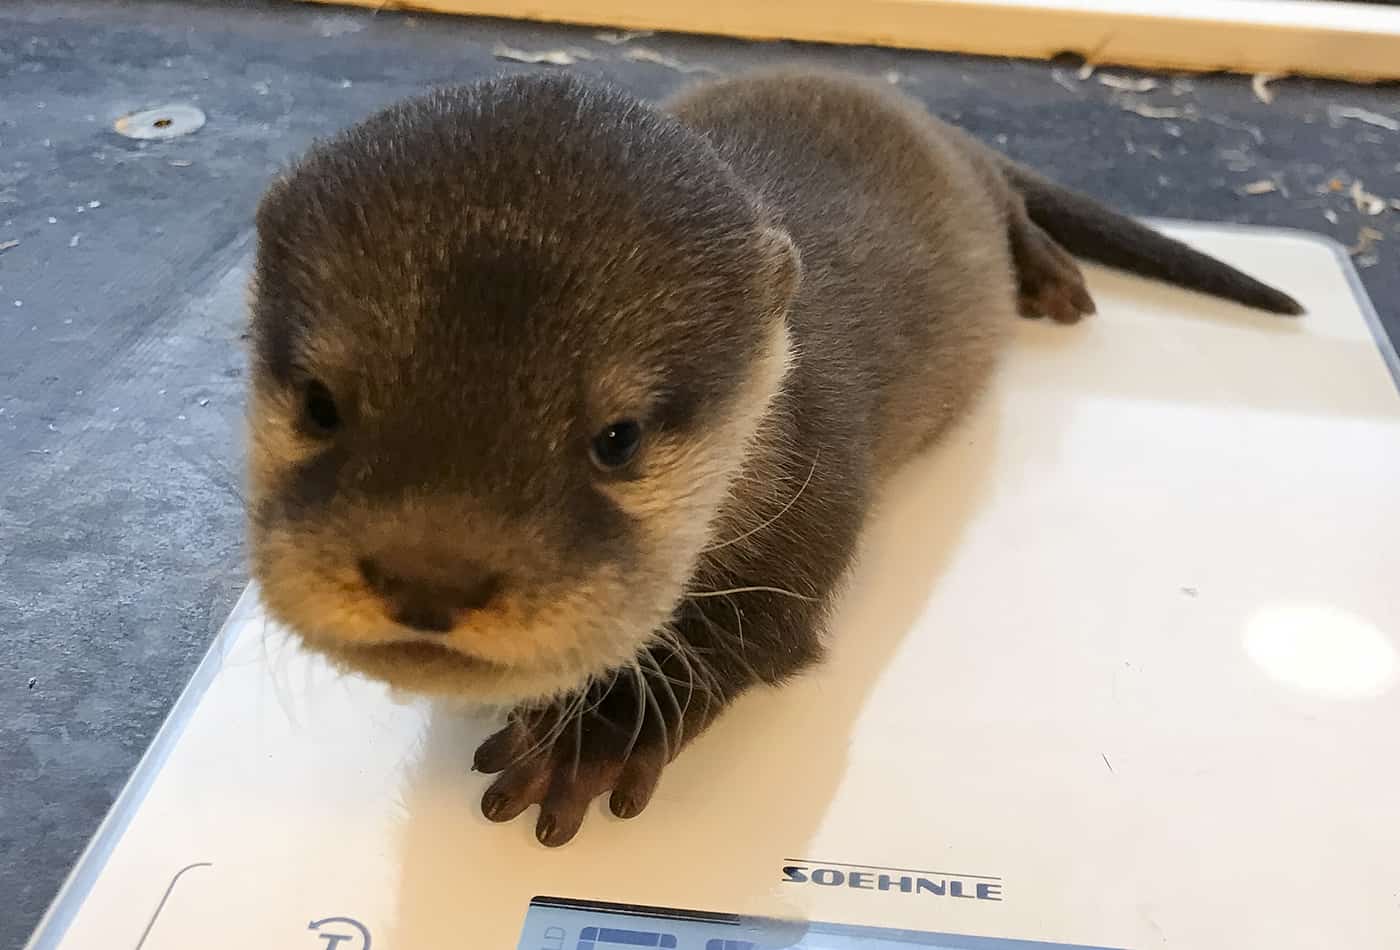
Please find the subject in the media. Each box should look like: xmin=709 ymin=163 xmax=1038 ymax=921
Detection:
xmin=689 ymin=604 xmax=770 ymax=688
xmin=570 ymin=694 xmax=584 ymax=782
xmin=506 ymin=690 xmax=584 ymax=770
xmin=702 ymin=449 xmax=818 ymax=553
xmin=642 ymin=650 xmax=685 ymax=749
xmin=687 ymin=585 xmax=816 ymax=602
xmin=548 ymin=687 xmax=590 ymax=759
xmin=725 ymin=593 xmax=746 ymax=655
xmin=654 ymin=626 xmax=721 ymax=712
xmin=640 ymin=662 xmax=671 ymax=765
xmin=650 ymin=629 xmax=707 ymax=726
xmin=622 ymin=661 xmax=649 ymax=763
xmin=578 ymin=668 xmax=624 ymax=718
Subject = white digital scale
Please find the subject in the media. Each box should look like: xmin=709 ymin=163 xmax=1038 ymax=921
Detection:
xmin=26 ymin=226 xmax=1400 ymax=950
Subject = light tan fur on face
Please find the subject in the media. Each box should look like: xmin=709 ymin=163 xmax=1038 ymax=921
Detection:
xmin=247 ymin=316 xmax=795 ymax=706
xmin=603 ymin=316 xmax=794 ymax=584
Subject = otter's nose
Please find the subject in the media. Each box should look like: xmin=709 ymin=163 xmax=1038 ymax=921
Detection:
xmin=358 ymin=555 xmax=501 ymax=634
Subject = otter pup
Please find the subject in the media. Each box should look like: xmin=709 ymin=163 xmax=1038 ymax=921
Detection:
xmin=246 ymin=70 xmax=1298 ymax=847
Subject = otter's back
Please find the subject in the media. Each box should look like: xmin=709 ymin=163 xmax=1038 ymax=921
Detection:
xmin=668 ymin=71 xmax=1018 ymax=474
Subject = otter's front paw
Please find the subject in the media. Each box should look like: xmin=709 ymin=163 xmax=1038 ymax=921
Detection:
xmin=474 ymin=708 xmax=672 ymax=847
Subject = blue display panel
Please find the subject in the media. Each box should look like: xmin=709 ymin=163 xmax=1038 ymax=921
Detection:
xmin=576 ymin=925 xmax=679 ymax=948
xmin=517 ymin=897 xmax=1124 ymax=950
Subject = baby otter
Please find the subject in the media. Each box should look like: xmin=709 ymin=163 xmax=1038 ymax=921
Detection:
xmin=246 ymin=70 xmax=1299 ymax=847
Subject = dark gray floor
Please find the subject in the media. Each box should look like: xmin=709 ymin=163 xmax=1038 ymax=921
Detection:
xmin=2 ymin=2 xmax=1398 ymax=946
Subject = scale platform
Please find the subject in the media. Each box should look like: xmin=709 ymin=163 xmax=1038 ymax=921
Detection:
xmin=26 ymin=225 xmax=1400 ymax=950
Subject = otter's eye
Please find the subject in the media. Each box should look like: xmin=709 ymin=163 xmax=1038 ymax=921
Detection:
xmin=590 ymin=420 xmax=642 ymax=471
xmin=302 ymin=380 xmax=341 ymax=436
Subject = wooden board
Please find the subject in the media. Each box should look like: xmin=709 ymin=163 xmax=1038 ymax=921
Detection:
xmin=301 ymin=0 xmax=1400 ymax=81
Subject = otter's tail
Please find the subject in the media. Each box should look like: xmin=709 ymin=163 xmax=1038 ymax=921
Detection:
xmin=1001 ymin=163 xmax=1304 ymax=316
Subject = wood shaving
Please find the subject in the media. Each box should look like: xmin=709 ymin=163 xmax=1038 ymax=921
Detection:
xmin=1350 ymin=180 xmax=1389 ymax=216
xmin=1122 ymin=103 xmax=1193 ymax=120
xmin=622 ymin=47 xmax=718 ymax=75
xmin=1221 ymin=147 xmax=1254 ymax=172
xmin=1251 ymin=73 xmax=1281 ymax=104
xmin=1203 ymin=114 xmax=1263 ymax=145
xmin=1242 ymin=180 xmax=1278 ymax=195
xmin=1328 ymin=105 xmax=1399 ymax=132
xmin=1098 ymin=74 xmax=1157 ymax=92
xmin=595 ymin=29 xmax=654 ymax=44
xmin=1077 ymin=62 xmax=1096 ymax=81
xmin=168 ymin=160 xmax=193 ymax=168
xmin=1323 ymin=209 xmax=1339 ymax=224
xmin=1349 ymin=227 xmax=1384 ymax=266
xmin=0 ymin=239 xmax=18 ymax=254
xmin=492 ymin=44 xmax=583 ymax=66
xmin=1051 ymin=69 xmax=1081 ymax=94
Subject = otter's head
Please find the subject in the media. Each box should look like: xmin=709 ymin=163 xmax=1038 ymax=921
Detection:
xmin=245 ymin=74 xmax=800 ymax=704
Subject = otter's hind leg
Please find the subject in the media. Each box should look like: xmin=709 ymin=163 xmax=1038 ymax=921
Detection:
xmin=938 ymin=121 xmax=1096 ymax=324
xmin=1007 ymin=199 xmax=1097 ymax=324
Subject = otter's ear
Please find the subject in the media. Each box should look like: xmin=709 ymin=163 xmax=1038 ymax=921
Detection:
xmin=753 ymin=225 xmax=802 ymax=317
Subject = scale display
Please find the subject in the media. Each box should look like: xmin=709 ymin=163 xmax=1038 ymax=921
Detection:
xmin=519 ymin=898 xmax=1122 ymax=950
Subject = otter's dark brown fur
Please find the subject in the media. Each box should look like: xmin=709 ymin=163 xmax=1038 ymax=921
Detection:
xmin=246 ymin=70 xmax=1298 ymax=847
